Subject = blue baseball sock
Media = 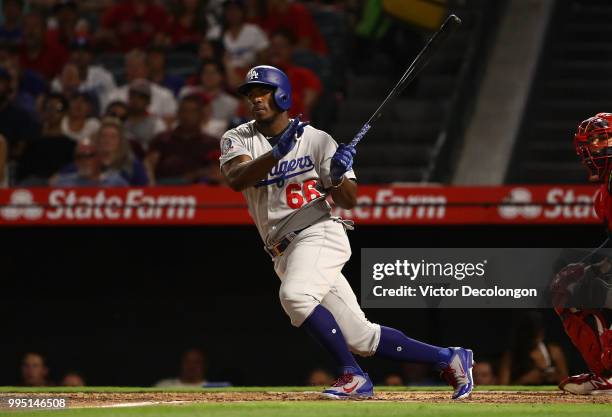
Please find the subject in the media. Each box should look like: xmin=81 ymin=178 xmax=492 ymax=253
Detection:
xmin=376 ymin=326 xmax=452 ymax=365
xmin=301 ymin=305 xmax=364 ymax=375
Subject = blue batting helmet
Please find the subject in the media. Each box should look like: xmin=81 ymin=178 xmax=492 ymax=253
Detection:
xmin=238 ymin=65 xmax=292 ymax=111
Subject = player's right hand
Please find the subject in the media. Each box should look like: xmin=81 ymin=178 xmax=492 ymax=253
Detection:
xmin=272 ymin=115 xmax=309 ymax=160
xmin=330 ymin=143 xmax=356 ymax=182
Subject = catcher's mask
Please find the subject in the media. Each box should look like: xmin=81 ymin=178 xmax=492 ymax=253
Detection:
xmin=574 ymin=112 xmax=612 ymax=181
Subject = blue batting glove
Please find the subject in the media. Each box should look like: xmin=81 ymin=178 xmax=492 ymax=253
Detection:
xmin=330 ymin=143 xmax=356 ymax=182
xmin=272 ymin=115 xmax=310 ymax=160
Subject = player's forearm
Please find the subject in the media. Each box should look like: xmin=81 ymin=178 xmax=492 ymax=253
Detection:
xmin=224 ymin=152 xmax=278 ymax=191
xmin=330 ymin=178 xmax=357 ymax=209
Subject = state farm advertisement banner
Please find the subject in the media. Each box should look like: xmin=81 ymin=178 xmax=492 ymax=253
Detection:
xmin=331 ymin=185 xmax=600 ymax=225
xmin=0 ymin=184 xmax=600 ymax=226
xmin=0 ymin=187 xmax=252 ymax=225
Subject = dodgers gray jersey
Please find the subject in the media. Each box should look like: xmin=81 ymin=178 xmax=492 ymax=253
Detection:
xmin=219 ymin=120 xmax=356 ymax=245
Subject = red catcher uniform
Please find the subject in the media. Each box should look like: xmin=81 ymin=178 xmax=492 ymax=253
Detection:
xmin=594 ymin=184 xmax=612 ymax=230
xmin=554 ymin=113 xmax=612 ymax=395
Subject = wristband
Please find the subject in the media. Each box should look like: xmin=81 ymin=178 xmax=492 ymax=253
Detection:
xmin=272 ymin=146 xmax=283 ymax=160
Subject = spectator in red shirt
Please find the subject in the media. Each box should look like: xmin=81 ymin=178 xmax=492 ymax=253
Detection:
xmin=146 ymin=94 xmax=221 ymax=185
xmin=254 ymin=0 xmax=327 ymax=56
xmin=98 ymin=0 xmax=170 ymax=52
xmin=46 ymin=0 xmax=90 ymax=48
xmin=20 ymin=12 xmax=68 ymax=80
xmin=168 ymin=0 xmax=208 ymax=49
xmin=266 ymin=29 xmax=322 ymax=119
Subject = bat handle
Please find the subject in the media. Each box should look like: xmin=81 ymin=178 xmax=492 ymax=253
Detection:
xmin=348 ymin=123 xmax=371 ymax=148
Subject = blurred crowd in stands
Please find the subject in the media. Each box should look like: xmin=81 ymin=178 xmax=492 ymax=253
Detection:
xmin=17 ymin=348 xmax=218 ymax=388
xmin=9 ymin=353 xmax=526 ymax=388
xmin=19 ymin=349 xmax=492 ymax=387
xmin=15 ymin=312 xmax=572 ymax=387
xmin=0 ymin=0 xmax=373 ymax=188
xmin=12 ymin=351 xmax=541 ymax=388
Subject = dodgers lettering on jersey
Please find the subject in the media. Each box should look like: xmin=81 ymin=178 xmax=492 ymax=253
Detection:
xmin=219 ymin=120 xmax=356 ymax=244
xmin=258 ymin=155 xmax=316 ymax=188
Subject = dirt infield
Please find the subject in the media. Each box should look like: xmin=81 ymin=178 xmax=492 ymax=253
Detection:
xmin=1 ymin=391 xmax=611 ymax=409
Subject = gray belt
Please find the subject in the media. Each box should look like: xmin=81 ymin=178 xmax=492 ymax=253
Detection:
xmin=264 ymin=217 xmax=355 ymax=259
xmin=264 ymin=227 xmax=308 ymax=259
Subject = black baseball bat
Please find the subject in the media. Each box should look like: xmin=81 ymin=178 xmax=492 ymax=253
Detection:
xmin=349 ymin=14 xmax=462 ymax=147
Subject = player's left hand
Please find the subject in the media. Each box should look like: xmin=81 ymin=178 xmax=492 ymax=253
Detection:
xmin=330 ymin=143 xmax=356 ymax=184
xmin=271 ymin=115 xmax=309 ymax=160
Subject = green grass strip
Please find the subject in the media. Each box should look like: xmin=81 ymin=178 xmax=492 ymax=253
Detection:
xmin=0 ymin=402 xmax=607 ymax=417
xmin=0 ymin=385 xmax=560 ymax=393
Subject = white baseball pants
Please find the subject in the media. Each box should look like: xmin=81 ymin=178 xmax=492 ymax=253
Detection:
xmin=273 ymin=218 xmax=381 ymax=356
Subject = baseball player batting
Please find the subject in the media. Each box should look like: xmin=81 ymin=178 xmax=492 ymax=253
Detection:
xmin=219 ymin=65 xmax=474 ymax=399
xmin=550 ymin=112 xmax=612 ymax=395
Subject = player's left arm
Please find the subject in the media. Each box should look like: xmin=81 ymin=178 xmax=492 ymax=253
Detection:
xmin=328 ymin=143 xmax=358 ymax=210
xmin=330 ymin=177 xmax=357 ymax=210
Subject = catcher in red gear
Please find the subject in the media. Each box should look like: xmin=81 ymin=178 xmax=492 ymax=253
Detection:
xmin=553 ymin=113 xmax=612 ymax=395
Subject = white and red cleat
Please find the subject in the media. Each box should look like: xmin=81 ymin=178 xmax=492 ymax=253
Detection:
xmin=439 ymin=347 xmax=475 ymax=400
xmin=321 ymin=367 xmax=374 ymax=399
xmin=559 ymin=373 xmax=612 ymax=395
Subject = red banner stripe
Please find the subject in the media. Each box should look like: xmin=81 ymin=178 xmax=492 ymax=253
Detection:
xmin=0 ymin=185 xmax=599 ymax=226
